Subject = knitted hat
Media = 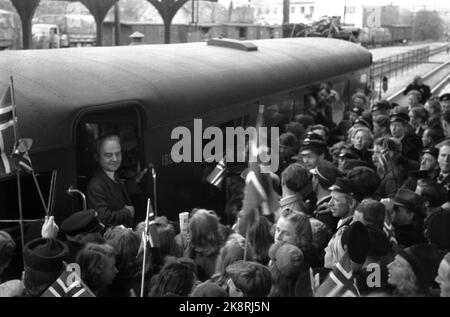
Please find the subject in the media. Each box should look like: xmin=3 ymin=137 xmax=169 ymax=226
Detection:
xmin=23 ymin=238 xmax=69 ymax=272
xmin=396 ymin=243 xmax=442 ymax=294
xmin=269 ymin=241 xmax=304 ymax=277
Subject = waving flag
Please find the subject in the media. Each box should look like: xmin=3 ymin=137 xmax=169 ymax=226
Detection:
xmin=0 ymin=85 xmax=14 ymax=131
xmin=315 ymin=253 xmax=361 ymax=297
xmin=377 ymin=148 xmax=390 ymax=177
xmin=383 ymin=207 xmax=398 ymax=246
xmin=206 ymin=157 xmax=226 ymax=188
xmin=41 ymin=266 xmax=95 ymax=297
xmin=0 ymin=84 xmax=15 ymax=176
xmin=241 ymin=105 xmax=280 ymax=219
xmin=138 ymin=210 xmax=160 ymax=253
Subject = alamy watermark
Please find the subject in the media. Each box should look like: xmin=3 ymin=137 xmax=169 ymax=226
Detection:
xmin=170 ymin=119 xmax=279 ymax=173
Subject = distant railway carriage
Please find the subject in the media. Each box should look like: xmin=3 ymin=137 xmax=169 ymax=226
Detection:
xmin=383 ymin=25 xmax=412 ymax=44
xmin=0 ymin=37 xmax=371 ymax=241
xmin=0 ymin=9 xmax=21 ymax=50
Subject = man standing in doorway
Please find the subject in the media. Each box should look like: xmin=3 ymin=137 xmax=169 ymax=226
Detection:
xmin=87 ymin=134 xmax=146 ymax=227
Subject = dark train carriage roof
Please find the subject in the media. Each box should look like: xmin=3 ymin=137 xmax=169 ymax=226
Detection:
xmin=0 ymin=37 xmax=371 ymax=151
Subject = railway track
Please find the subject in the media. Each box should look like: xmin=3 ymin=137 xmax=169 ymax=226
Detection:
xmin=387 ymin=61 xmax=450 ymax=105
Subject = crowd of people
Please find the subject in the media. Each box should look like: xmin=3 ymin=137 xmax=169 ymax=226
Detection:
xmin=1 ymin=76 xmax=450 ymax=298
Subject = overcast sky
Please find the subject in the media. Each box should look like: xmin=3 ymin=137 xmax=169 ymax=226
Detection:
xmin=218 ymin=0 xmax=450 ymax=10
xmin=354 ymin=0 xmax=448 ymax=8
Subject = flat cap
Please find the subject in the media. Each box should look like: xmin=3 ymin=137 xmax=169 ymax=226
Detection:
xmin=310 ymin=160 xmax=341 ymax=189
xmin=392 ymin=188 xmax=423 ymax=212
xmin=421 ymin=147 xmax=439 ymax=160
xmin=292 ymin=132 xmax=327 ymax=158
xmin=329 ymin=177 xmax=359 ymax=198
xmin=61 ymin=209 xmax=105 ymax=237
xmin=440 ymin=93 xmax=450 ymax=102
xmin=390 ymin=112 xmax=409 ymax=124
xmin=353 ymin=117 xmax=372 ymax=130
xmin=350 ymin=107 xmax=363 ymax=116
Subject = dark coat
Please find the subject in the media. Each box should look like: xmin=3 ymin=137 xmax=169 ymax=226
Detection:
xmin=435 ymin=171 xmax=450 ymax=202
xmin=403 ymin=83 xmax=431 ymax=104
xmin=86 ymin=170 xmax=133 ymax=227
xmin=401 ymin=134 xmax=422 ymax=162
xmin=394 ymin=223 xmax=426 ymax=248
xmin=376 ymin=157 xmax=419 ymax=198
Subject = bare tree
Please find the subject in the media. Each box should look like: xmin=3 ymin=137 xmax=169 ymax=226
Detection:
xmin=412 ymin=10 xmax=443 ymax=41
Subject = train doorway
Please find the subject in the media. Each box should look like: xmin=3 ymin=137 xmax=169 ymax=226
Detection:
xmin=74 ymin=105 xmax=148 ymax=223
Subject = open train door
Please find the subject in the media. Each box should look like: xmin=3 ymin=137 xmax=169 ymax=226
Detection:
xmin=74 ymin=104 xmax=148 ymax=224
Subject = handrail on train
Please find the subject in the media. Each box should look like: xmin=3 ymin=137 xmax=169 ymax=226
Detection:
xmin=66 ymin=186 xmax=87 ymax=211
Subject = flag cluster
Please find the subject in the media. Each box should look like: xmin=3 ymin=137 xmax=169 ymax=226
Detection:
xmin=0 ymin=83 xmax=36 ymax=177
xmin=241 ymin=105 xmax=280 ymax=221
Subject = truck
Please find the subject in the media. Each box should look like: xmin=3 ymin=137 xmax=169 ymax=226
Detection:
xmin=32 ymin=23 xmax=60 ymax=49
xmin=32 ymin=14 xmax=96 ymax=47
xmin=0 ymin=9 xmax=21 ymax=50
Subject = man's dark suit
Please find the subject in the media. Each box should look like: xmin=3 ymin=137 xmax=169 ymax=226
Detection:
xmin=87 ymin=170 xmax=133 ymax=227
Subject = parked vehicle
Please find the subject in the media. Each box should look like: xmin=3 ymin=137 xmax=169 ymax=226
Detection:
xmin=32 ymin=23 xmax=60 ymax=49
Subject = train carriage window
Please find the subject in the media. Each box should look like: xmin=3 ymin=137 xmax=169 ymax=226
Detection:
xmin=238 ymin=27 xmax=247 ymax=40
xmin=263 ymin=93 xmax=300 ymax=126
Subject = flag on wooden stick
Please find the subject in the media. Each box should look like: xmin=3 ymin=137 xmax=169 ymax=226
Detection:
xmin=241 ymin=105 xmax=280 ymax=217
xmin=0 ymin=84 xmax=14 ymax=176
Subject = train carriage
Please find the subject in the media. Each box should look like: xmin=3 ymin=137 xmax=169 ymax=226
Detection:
xmin=0 ymin=37 xmax=372 ymax=233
